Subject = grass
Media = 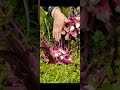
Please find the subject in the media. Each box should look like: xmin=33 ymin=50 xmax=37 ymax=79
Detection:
xmin=40 ymin=54 xmax=80 ymax=83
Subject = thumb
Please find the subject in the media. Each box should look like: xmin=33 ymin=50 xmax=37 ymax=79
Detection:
xmin=64 ymin=17 xmax=71 ymax=23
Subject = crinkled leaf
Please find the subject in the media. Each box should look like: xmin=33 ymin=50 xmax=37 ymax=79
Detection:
xmin=90 ymin=0 xmax=101 ymax=5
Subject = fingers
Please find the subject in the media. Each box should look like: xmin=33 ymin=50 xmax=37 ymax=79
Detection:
xmin=53 ymin=23 xmax=62 ymax=42
xmin=58 ymin=26 xmax=62 ymax=41
xmin=64 ymin=17 xmax=71 ymax=23
xmin=56 ymin=26 xmax=62 ymax=42
xmin=52 ymin=28 xmax=55 ymax=39
xmin=53 ymin=15 xmax=69 ymax=41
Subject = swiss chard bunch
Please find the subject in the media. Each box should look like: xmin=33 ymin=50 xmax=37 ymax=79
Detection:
xmin=61 ymin=16 xmax=80 ymax=40
xmin=41 ymin=38 xmax=79 ymax=66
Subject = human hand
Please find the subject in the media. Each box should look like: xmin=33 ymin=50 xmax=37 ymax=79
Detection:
xmin=52 ymin=8 xmax=70 ymax=42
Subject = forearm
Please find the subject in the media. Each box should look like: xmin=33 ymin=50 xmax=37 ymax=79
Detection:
xmin=43 ymin=6 xmax=60 ymax=16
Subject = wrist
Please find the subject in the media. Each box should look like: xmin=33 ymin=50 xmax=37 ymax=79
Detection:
xmin=51 ymin=7 xmax=61 ymax=17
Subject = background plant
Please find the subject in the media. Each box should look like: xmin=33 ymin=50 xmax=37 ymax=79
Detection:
xmin=0 ymin=0 xmax=39 ymax=89
xmin=80 ymin=0 xmax=120 ymax=90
